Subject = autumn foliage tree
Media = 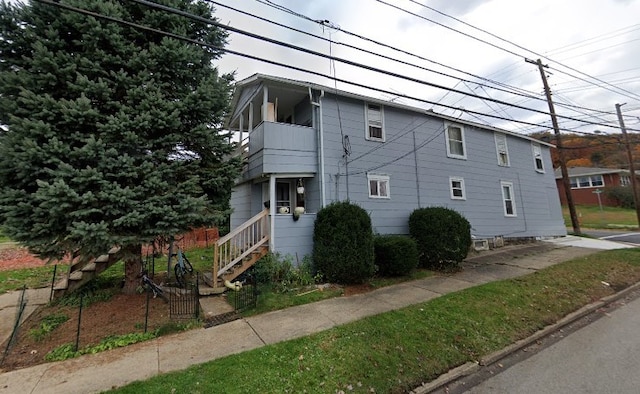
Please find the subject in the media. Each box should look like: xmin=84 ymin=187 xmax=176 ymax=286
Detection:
xmin=0 ymin=0 xmax=240 ymax=293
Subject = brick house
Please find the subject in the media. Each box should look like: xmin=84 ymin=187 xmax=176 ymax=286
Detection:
xmin=554 ymin=167 xmax=634 ymax=206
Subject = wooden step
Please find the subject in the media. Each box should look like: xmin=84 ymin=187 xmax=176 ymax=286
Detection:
xmin=53 ymin=279 xmax=68 ymax=291
xmin=69 ymin=271 xmax=84 ymax=281
xmin=95 ymin=254 xmax=110 ymax=263
xmin=81 ymin=262 xmax=97 ymax=272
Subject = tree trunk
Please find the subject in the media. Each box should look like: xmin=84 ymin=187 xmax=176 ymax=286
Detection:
xmin=122 ymin=244 xmax=142 ymax=295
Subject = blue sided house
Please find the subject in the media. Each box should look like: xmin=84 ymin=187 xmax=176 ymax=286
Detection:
xmin=210 ymin=74 xmax=566 ymax=289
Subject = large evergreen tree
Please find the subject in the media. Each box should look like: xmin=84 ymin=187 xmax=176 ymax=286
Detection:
xmin=0 ymin=0 xmax=240 ymax=293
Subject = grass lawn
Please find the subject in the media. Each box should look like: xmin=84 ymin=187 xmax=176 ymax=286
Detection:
xmin=110 ymin=248 xmax=640 ymax=394
xmin=0 ymin=230 xmax=11 ymax=243
xmin=563 ymin=205 xmax=639 ymax=229
xmin=0 ymin=265 xmax=58 ymax=293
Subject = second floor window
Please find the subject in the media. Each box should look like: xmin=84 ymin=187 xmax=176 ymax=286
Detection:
xmin=532 ymin=143 xmax=544 ymax=173
xmin=366 ymin=103 xmax=384 ymax=141
xmin=445 ymin=123 xmax=466 ymax=159
xmin=495 ymin=133 xmax=509 ymax=166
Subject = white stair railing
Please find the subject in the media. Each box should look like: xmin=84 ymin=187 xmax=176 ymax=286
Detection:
xmin=213 ymin=209 xmax=269 ymax=282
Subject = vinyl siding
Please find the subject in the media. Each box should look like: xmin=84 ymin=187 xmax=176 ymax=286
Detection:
xmin=319 ymin=93 xmax=566 ymax=238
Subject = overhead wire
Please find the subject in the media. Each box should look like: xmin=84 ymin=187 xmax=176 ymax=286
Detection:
xmin=208 ymin=0 xmax=547 ymax=104
xmin=30 ymin=0 xmax=639 ymax=134
xmin=254 ymin=0 xmax=629 ymax=120
xmin=254 ymin=0 xmax=538 ymax=98
xmin=402 ymin=0 xmax=640 ymax=101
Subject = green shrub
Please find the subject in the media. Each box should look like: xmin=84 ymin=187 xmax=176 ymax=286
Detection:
xmin=45 ymin=332 xmax=156 ymax=362
xmin=374 ymin=235 xmax=418 ymax=277
xmin=605 ymin=186 xmax=635 ymax=208
xmin=29 ymin=314 xmax=69 ymax=342
xmin=409 ymin=207 xmax=471 ymax=270
xmin=313 ymin=201 xmax=375 ymax=284
xmin=253 ymin=253 xmax=319 ymax=293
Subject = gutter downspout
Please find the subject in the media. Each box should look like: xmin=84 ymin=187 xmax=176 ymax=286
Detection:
xmin=309 ymin=88 xmax=326 ymax=208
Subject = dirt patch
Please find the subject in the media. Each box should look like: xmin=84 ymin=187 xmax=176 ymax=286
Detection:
xmin=343 ymin=283 xmax=375 ymax=296
xmin=0 ymin=292 xmax=172 ymax=372
xmin=0 ymin=247 xmax=54 ymax=271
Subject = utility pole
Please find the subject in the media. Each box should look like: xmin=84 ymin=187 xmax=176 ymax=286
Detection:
xmin=526 ymin=58 xmax=581 ymax=235
xmin=615 ymin=103 xmax=640 ymax=227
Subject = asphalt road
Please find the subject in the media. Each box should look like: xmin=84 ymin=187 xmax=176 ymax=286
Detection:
xmin=584 ymin=230 xmax=640 ymax=246
xmin=462 ymin=294 xmax=640 ymax=393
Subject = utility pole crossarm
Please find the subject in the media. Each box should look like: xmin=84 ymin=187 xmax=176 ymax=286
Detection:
xmin=528 ymin=58 xmax=581 ymax=235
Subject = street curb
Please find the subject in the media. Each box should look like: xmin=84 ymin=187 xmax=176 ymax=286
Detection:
xmin=411 ymin=280 xmax=640 ymax=394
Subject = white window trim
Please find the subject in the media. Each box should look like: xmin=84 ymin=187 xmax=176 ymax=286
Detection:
xmin=501 ymin=181 xmax=517 ymax=217
xmin=570 ymin=175 xmax=604 ymax=189
xmin=445 ymin=123 xmax=467 ymax=160
xmin=365 ymin=103 xmax=385 ymax=142
xmin=532 ymin=143 xmax=544 ymax=173
xmin=621 ymin=175 xmax=631 ymax=186
xmin=449 ymin=176 xmax=466 ymax=200
xmin=494 ymin=133 xmax=510 ymax=167
xmin=367 ymin=173 xmax=390 ymax=199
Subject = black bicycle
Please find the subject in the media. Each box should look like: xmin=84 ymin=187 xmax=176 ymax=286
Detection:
xmin=140 ymin=269 xmax=168 ymax=302
xmin=172 ymin=247 xmax=194 ymax=288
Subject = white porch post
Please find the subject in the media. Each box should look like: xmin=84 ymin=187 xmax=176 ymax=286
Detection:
xmin=248 ymin=102 xmax=253 ymax=134
xmin=238 ymin=110 xmax=243 ymax=154
xmin=269 ymin=174 xmax=275 ymax=251
xmin=262 ymin=86 xmax=269 ymax=121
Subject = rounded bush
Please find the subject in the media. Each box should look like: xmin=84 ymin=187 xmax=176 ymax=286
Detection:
xmin=374 ymin=235 xmax=418 ymax=277
xmin=313 ymin=201 xmax=375 ymax=284
xmin=409 ymin=207 xmax=471 ymax=270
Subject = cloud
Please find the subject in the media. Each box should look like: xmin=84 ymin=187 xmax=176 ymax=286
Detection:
xmin=423 ymin=0 xmax=492 ymax=16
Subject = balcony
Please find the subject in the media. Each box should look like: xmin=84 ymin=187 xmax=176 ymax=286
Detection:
xmin=243 ymin=121 xmax=317 ymax=179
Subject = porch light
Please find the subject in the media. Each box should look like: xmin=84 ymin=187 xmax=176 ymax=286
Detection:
xmin=296 ymin=178 xmax=305 ymax=195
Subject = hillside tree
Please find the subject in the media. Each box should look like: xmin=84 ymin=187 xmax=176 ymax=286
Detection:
xmin=0 ymin=0 xmax=241 ymax=293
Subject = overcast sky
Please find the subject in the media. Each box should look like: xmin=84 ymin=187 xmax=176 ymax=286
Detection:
xmin=212 ymin=0 xmax=640 ymax=135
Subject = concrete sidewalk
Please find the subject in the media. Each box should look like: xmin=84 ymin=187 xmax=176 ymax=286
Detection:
xmin=0 ymin=238 xmax=632 ymax=394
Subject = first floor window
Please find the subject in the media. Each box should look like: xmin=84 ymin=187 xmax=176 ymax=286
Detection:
xmin=368 ymin=173 xmax=390 ymax=198
xmin=276 ymin=182 xmax=290 ymax=213
xmin=570 ymin=175 xmax=604 ymax=189
xmin=501 ymin=181 xmax=516 ymax=217
xmin=450 ymin=177 xmax=466 ymax=200
xmin=621 ymin=175 xmax=631 ymax=186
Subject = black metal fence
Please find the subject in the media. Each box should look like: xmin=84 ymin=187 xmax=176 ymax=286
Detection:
xmin=1 ymin=286 xmax=28 ymax=366
xmin=228 ymin=274 xmax=258 ymax=312
xmin=169 ymin=274 xmax=199 ymax=320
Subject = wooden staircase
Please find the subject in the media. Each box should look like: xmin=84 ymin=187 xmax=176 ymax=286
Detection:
xmin=52 ymin=246 xmax=122 ymax=299
xmin=202 ymin=209 xmax=269 ymax=294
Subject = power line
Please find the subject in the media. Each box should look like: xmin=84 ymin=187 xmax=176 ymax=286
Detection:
xmin=254 ymin=0 xmax=538 ymax=98
xmin=209 ymin=0 xmax=550 ymax=106
xmin=132 ymin=0 xmax=587 ymax=123
xmin=252 ymin=0 xmax=627 ymax=120
xmin=402 ymin=0 xmax=640 ymax=101
xmin=30 ymin=0 xmax=639 ymax=134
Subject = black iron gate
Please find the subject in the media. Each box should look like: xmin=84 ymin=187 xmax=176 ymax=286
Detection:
xmin=169 ymin=274 xmax=199 ymax=320
xmin=228 ymin=274 xmax=258 ymax=312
